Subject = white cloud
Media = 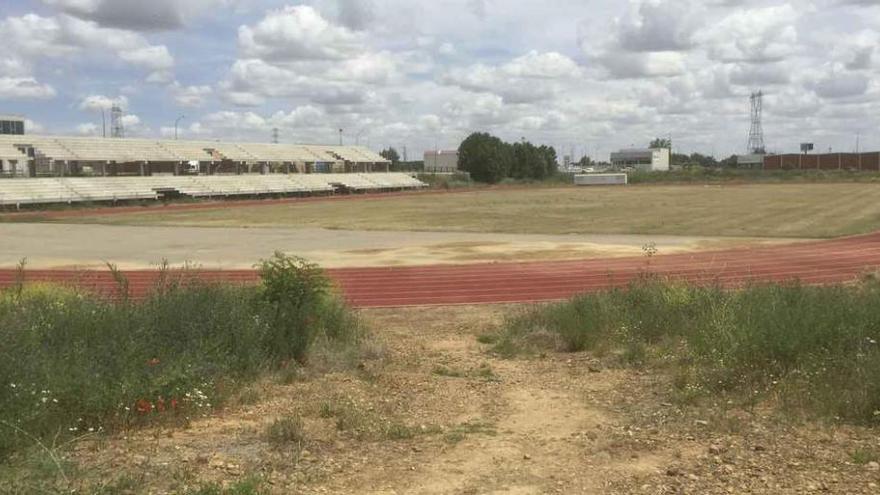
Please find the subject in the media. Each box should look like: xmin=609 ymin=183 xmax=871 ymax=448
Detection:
xmin=238 ymin=6 xmax=361 ymax=61
xmin=78 ymin=95 xmax=129 ymax=111
xmin=0 ymin=13 xmax=175 ymax=77
xmin=76 ymin=122 xmax=99 ymax=135
xmin=0 ymin=77 xmax=57 ymax=100
xmin=696 ymin=4 xmax=801 ymax=63
xmin=170 ymin=83 xmax=213 ymax=108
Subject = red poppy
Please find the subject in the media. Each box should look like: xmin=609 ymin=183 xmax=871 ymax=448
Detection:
xmin=156 ymin=398 xmax=166 ymax=413
xmin=170 ymin=398 xmax=179 ymax=410
xmin=135 ymin=399 xmax=152 ymax=415
xmin=147 ymin=358 xmax=160 ymax=367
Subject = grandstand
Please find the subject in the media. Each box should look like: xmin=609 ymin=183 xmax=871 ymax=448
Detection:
xmin=0 ymin=135 xmax=391 ymax=176
xmin=0 ymin=173 xmax=426 ymax=208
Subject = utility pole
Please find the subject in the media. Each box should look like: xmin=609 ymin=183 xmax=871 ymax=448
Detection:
xmin=174 ymin=115 xmax=186 ymax=140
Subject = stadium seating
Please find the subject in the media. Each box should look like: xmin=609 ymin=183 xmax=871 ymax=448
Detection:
xmin=0 ymin=173 xmax=425 ymax=207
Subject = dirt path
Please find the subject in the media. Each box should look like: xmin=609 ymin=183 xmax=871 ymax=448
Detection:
xmin=55 ymin=306 xmax=880 ymax=494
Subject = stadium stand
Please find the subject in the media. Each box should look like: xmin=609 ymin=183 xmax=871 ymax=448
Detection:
xmin=0 ymin=135 xmax=391 ymax=167
xmin=0 ymin=173 xmax=426 ymax=207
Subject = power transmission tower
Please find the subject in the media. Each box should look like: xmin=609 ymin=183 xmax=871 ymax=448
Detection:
xmin=748 ymin=91 xmax=765 ymax=154
xmin=110 ymin=104 xmax=125 ymax=138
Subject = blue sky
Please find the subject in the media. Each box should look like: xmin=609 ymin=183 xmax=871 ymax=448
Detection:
xmin=2 ymin=0 xmax=880 ymax=159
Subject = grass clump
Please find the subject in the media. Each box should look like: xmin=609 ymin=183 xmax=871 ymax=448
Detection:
xmin=498 ymin=277 xmax=880 ymax=423
xmin=264 ymin=415 xmax=306 ymax=449
xmin=0 ymin=253 xmax=364 ymax=461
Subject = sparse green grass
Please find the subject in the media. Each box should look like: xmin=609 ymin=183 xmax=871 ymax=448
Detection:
xmin=55 ymin=183 xmax=880 ymax=238
xmin=186 ymin=476 xmax=267 ymax=495
xmin=264 ymin=415 xmax=306 ymax=449
xmin=0 ymin=254 xmax=364 ymax=461
xmin=849 ymin=448 xmax=879 ymax=465
xmin=497 ymin=277 xmax=880 ymax=423
xmin=628 ymin=168 xmax=880 ymax=185
xmin=443 ymin=420 xmax=498 ymax=444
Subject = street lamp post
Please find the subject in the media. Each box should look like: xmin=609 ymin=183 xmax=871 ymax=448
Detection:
xmin=174 ymin=115 xmax=186 ymax=140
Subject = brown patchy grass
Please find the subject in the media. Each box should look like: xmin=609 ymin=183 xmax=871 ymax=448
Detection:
xmin=57 ymin=183 xmax=880 ymax=238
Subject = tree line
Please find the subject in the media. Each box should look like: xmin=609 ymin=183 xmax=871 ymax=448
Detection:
xmin=458 ymin=132 xmax=558 ymax=183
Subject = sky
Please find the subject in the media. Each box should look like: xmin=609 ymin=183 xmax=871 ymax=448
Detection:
xmin=1 ymin=0 xmax=879 ymax=160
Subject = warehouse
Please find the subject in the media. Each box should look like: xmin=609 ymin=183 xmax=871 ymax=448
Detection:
xmin=610 ymin=148 xmax=670 ymax=172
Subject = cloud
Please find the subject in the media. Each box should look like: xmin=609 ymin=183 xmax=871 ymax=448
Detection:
xmin=0 ymin=77 xmax=57 ymax=100
xmin=0 ymin=13 xmax=175 ymax=75
xmin=696 ymin=4 xmax=801 ymax=63
xmin=78 ymin=95 xmax=129 ymax=111
xmin=42 ymin=0 xmax=236 ymax=31
xmin=441 ymin=51 xmax=582 ymax=102
xmin=170 ymin=83 xmax=213 ymax=108
xmin=616 ymin=0 xmax=700 ymax=52
xmin=238 ymin=6 xmax=361 ymax=61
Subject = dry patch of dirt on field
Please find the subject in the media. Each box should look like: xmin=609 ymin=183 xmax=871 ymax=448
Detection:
xmin=53 ymin=306 xmax=880 ymax=494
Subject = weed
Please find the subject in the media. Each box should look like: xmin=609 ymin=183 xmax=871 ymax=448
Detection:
xmin=432 ymin=366 xmax=465 ymax=378
xmin=264 ymin=415 xmax=306 ymax=448
xmin=497 ymin=278 xmax=880 ymax=423
xmin=476 ymin=333 xmax=499 ymax=345
xmin=850 ymin=448 xmax=879 ymax=465
xmin=186 ymin=476 xmax=266 ymax=495
xmin=443 ymin=420 xmax=497 ymax=444
xmin=0 ymin=254 xmax=363 ymax=460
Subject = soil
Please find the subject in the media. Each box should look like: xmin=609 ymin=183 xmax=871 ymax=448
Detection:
xmin=52 ymin=306 xmax=880 ymax=494
xmin=0 ymin=223 xmax=791 ymax=269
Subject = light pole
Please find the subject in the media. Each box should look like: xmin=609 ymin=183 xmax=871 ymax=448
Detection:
xmin=174 ymin=115 xmax=186 ymax=140
xmin=101 ymin=109 xmax=106 ymax=138
xmin=355 ymin=128 xmax=367 ymax=145
xmin=339 ymin=128 xmax=343 ymax=146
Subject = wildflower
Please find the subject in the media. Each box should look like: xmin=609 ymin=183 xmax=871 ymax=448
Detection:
xmin=156 ymin=398 xmax=166 ymax=413
xmin=170 ymin=398 xmax=179 ymax=410
xmin=147 ymin=358 xmax=160 ymax=367
xmin=135 ymin=399 xmax=152 ymax=415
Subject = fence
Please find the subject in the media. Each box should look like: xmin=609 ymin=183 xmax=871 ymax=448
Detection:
xmin=764 ymin=152 xmax=880 ymax=172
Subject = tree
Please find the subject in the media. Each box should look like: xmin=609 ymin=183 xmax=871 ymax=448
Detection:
xmin=379 ymin=147 xmax=400 ymax=165
xmin=458 ymin=132 xmax=512 ymax=183
xmin=650 ymin=138 xmax=671 ymax=149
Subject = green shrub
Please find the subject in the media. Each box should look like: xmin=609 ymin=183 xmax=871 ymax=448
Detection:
xmin=499 ymin=278 xmax=880 ymax=423
xmin=0 ymin=254 xmax=362 ymax=460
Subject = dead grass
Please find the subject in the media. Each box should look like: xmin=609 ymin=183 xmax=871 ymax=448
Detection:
xmin=57 ymin=183 xmax=880 ymax=238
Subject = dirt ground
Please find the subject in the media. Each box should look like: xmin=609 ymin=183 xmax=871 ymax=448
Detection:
xmin=54 ymin=306 xmax=880 ymax=494
xmin=0 ymin=223 xmax=793 ymax=269
xmin=53 ymin=183 xmax=880 ymax=239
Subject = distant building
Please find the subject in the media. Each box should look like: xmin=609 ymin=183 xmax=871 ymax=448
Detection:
xmin=610 ymin=147 xmax=670 ymax=172
xmin=424 ymin=150 xmax=459 ymax=172
xmin=736 ymin=154 xmax=764 ymax=168
xmin=0 ymin=115 xmax=25 ymax=135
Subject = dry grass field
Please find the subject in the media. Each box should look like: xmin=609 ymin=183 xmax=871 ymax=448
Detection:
xmin=60 ymin=183 xmax=880 ymax=238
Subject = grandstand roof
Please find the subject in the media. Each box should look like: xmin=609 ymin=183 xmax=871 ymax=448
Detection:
xmin=0 ymin=135 xmax=391 ymax=164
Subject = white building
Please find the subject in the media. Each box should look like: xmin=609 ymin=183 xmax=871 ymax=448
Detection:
xmin=424 ymin=150 xmax=459 ymax=172
xmin=610 ymin=148 xmax=670 ymax=172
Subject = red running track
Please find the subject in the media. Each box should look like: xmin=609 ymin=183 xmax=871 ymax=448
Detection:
xmin=2 ymin=233 xmax=880 ymax=307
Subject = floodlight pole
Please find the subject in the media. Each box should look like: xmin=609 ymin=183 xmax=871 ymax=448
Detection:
xmin=339 ymin=128 xmax=343 ymax=146
xmin=174 ymin=115 xmax=186 ymax=140
xmin=101 ymin=109 xmax=106 ymax=138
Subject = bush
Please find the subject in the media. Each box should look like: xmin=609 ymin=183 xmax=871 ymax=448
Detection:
xmin=0 ymin=255 xmax=362 ymax=460
xmin=499 ymin=278 xmax=880 ymax=423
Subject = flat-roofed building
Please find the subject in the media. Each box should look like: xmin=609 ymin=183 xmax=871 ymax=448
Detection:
xmin=424 ymin=150 xmax=459 ymax=172
xmin=610 ymin=147 xmax=670 ymax=172
xmin=0 ymin=115 xmax=25 ymax=135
